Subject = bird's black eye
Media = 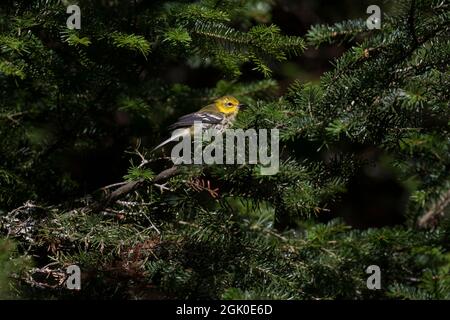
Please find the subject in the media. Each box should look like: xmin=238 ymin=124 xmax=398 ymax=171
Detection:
xmin=226 ymin=102 xmax=233 ymax=107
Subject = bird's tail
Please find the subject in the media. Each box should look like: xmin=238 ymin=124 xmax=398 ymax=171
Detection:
xmin=152 ymin=128 xmax=190 ymax=152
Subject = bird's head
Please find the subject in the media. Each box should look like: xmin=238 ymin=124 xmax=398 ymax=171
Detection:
xmin=214 ymin=96 xmax=245 ymax=114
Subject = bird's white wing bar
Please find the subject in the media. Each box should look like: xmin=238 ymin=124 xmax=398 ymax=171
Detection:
xmin=167 ymin=112 xmax=224 ymax=130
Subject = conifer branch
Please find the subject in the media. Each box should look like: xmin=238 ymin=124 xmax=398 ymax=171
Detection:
xmin=91 ymin=166 xmax=179 ymax=212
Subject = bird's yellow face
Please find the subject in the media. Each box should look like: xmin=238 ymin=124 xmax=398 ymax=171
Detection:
xmin=215 ymin=96 xmax=241 ymax=114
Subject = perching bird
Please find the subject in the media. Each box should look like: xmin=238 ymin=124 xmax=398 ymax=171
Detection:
xmin=152 ymin=96 xmax=244 ymax=151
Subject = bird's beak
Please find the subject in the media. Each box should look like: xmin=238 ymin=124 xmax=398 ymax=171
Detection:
xmin=238 ymin=104 xmax=246 ymax=109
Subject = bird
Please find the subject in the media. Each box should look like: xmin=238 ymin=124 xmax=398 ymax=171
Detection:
xmin=152 ymin=96 xmax=244 ymax=152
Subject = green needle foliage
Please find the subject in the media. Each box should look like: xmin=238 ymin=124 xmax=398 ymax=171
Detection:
xmin=0 ymin=0 xmax=449 ymax=299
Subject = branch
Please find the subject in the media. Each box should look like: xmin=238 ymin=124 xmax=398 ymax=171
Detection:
xmin=90 ymin=166 xmax=179 ymax=212
xmin=418 ymin=189 xmax=450 ymax=228
xmin=0 ymin=111 xmax=27 ymax=124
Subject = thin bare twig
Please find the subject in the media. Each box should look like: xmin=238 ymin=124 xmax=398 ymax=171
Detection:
xmin=418 ymin=189 xmax=450 ymax=228
xmin=0 ymin=111 xmax=27 ymax=124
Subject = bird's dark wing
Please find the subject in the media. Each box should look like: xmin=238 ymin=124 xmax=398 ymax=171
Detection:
xmin=167 ymin=112 xmax=224 ymax=131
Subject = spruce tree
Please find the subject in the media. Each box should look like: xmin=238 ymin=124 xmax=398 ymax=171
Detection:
xmin=0 ymin=0 xmax=449 ymax=299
